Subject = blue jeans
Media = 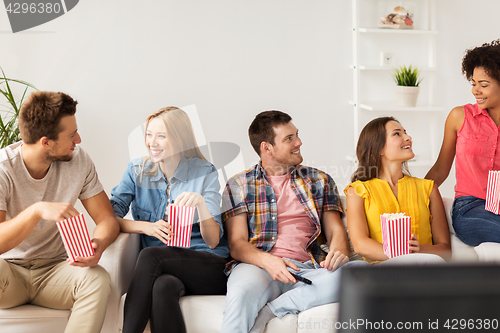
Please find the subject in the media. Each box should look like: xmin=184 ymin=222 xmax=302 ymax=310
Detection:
xmin=220 ymin=259 xmax=368 ymax=333
xmin=452 ymin=196 xmax=500 ymax=246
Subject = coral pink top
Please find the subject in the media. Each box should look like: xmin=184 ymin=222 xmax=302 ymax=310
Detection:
xmin=455 ymin=104 xmax=500 ymax=199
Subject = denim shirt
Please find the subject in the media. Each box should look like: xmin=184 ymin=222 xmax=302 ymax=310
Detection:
xmin=110 ymin=156 xmax=229 ymax=258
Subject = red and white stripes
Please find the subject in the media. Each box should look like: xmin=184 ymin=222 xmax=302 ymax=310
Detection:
xmin=486 ymin=170 xmax=500 ymax=215
xmin=381 ymin=213 xmax=411 ymax=259
xmin=56 ymin=213 xmax=94 ymax=262
xmin=167 ymin=206 xmax=195 ymax=248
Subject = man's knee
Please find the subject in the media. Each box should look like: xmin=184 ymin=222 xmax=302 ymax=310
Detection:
xmin=78 ymin=265 xmax=111 ymax=300
xmin=0 ymin=259 xmax=27 ymax=308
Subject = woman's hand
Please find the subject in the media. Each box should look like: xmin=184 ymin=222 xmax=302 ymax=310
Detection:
xmin=409 ymin=234 xmax=420 ymax=253
xmin=173 ymin=191 xmax=221 ymax=249
xmin=173 ymin=192 xmax=204 ymax=208
xmin=144 ymin=219 xmax=172 ymax=245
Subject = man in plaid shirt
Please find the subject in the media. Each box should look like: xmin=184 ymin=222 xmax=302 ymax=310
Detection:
xmin=220 ymin=111 xmax=367 ymax=333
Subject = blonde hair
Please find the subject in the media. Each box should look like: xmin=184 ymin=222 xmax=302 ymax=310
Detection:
xmin=139 ymin=106 xmax=207 ymax=180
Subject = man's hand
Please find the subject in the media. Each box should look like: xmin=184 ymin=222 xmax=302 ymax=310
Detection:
xmin=262 ymin=254 xmax=300 ymax=284
xmin=320 ymin=250 xmax=349 ymax=271
xmin=34 ymin=202 xmax=79 ymax=222
xmin=69 ymin=238 xmax=103 ymax=268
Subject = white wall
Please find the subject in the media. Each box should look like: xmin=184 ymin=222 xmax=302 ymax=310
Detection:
xmin=1 ymin=0 xmax=499 ymax=204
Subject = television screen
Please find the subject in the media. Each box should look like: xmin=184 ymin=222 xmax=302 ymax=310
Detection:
xmin=338 ymin=264 xmax=500 ymax=332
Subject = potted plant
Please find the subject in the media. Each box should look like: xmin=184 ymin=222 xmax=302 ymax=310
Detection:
xmin=0 ymin=68 xmax=36 ymax=148
xmin=393 ymin=65 xmax=423 ymax=107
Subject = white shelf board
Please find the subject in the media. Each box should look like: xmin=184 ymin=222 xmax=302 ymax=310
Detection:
xmin=349 ymin=101 xmax=444 ymax=112
xmin=350 ymin=65 xmax=437 ymax=71
xmin=358 ymin=28 xmax=438 ymax=35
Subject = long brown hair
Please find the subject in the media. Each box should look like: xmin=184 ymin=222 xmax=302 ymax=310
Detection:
xmin=351 ymin=117 xmax=410 ymax=182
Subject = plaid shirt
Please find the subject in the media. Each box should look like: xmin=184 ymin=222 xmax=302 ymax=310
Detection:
xmin=222 ymin=162 xmax=343 ymax=266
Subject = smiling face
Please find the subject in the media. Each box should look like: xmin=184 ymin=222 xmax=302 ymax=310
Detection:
xmin=145 ymin=117 xmax=172 ymax=163
xmin=380 ymin=120 xmax=414 ymax=163
xmin=471 ymin=67 xmax=500 ymax=111
xmin=265 ymin=121 xmax=303 ymax=169
xmin=46 ymin=115 xmax=81 ymax=162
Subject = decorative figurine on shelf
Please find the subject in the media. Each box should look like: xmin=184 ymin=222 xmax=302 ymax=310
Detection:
xmin=379 ymin=6 xmax=414 ymax=29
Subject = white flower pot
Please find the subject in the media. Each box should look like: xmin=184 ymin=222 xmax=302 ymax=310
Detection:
xmin=396 ymin=86 xmax=420 ymax=107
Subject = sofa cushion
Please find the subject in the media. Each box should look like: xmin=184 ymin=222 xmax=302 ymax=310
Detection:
xmin=296 ymin=303 xmax=339 ymax=333
xmin=0 ymin=305 xmax=70 ymax=333
xmin=119 ymin=294 xmax=339 ymax=333
xmin=474 ymin=242 xmax=500 ymax=262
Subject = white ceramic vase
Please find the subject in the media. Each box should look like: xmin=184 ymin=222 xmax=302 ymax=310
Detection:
xmin=395 ymin=86 xmax=420 ymax=107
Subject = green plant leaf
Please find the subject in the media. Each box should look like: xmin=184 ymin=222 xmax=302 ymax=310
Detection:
xmin=393 ymin=65 xmax=424 ymax=87
xmin=0 ymin=67 xmax=37 ymax=147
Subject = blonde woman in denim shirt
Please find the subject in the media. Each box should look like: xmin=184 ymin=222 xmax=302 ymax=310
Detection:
xmin=111 ymin=107 xmax=229 ymax=333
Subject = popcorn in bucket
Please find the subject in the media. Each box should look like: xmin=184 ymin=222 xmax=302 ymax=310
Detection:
xmin=381 ymin=213 xmax=411 ymax=258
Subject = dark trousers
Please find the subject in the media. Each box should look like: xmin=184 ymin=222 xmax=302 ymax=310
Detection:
xmin=122 ymin=246 xmax=228 ymax=333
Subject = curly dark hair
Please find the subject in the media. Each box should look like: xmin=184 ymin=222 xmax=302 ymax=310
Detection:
xmin=462 ymin=39 xmax=500 ymax=83
xmin=248 ymin=110 xmax=292 ymax=156
xmin=19 ymin=91 xmax=77 ymax=144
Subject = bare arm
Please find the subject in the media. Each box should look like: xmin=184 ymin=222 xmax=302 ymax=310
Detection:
xmin=425 ymin=106 xmax=464 ymax=186
xmin=117 ymin=216 xmax=172 ymax=245
xmin=345 ymin=186 xmax=389 ymax=261
xmin=319 ymin=210 xmax=350 ymax=271
xmin=174 ymin=192 xmax=220 ymax=249
xmin=226 ymin=213 xmax=299 ymax=284
xmin=0 ymin=202 xmax=79 ymax=255
xmin=411 ymin=184 xmax=452 ymax=260
xmin=74 ymin=191 xmax=120 ymax=267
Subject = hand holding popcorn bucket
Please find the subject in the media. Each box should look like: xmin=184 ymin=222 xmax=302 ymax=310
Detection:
xmin=167 ymin=205 xmax=195 ymax=248
xmin=56 ymin=213 xmax=94 ymax=263
xmin=381 ymin=213 xmax=412 ymax=258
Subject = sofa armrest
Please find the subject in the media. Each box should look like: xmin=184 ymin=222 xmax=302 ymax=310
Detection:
xmin=99 ymin=232 xmax=141 ymax=333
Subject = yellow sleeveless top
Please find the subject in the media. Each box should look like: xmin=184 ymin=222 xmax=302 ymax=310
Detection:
xmin=344 ymin=176 xmax=434 ymax=261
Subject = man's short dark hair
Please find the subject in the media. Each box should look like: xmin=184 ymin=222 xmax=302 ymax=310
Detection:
xmin=248 ymin=110 xmax=292 ymax=156
xmin=19 ymin=91 xmax=78 ymax=144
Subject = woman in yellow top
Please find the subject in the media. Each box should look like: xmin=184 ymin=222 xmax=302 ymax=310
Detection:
xmin=344 ymin=117 xmax=451 ymax=263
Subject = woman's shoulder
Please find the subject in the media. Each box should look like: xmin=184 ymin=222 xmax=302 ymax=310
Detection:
xmin=344 ymin=179 xmax=376 ymax=197
xmin=403 ymin=176 xmax=434 ymax=195
xmin=448 ymin=105 xmax=466 ymax=126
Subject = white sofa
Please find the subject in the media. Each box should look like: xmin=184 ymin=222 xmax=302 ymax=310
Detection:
xmin=0 ymin=232 xmax=137 ymax=333
xmin=115 ymin=197 xmax=500 ymax=333
xmin=2 ymin=197 xmax=500 ymax=333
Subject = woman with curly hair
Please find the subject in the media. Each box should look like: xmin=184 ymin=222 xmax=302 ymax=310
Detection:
xmin=426 ymin=39 xmax=500 ymax=246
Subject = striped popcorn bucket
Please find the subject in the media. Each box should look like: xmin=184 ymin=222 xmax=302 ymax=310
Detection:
xmin=56 ymin=213 xmax=94 ymax=263
xmin=486 ymin=170 xmax=500 ymax=215
xmin=167 ymin=206 xmax=195 ymax=248
xmin=381 ymin=213 xmax=412 ymax=259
